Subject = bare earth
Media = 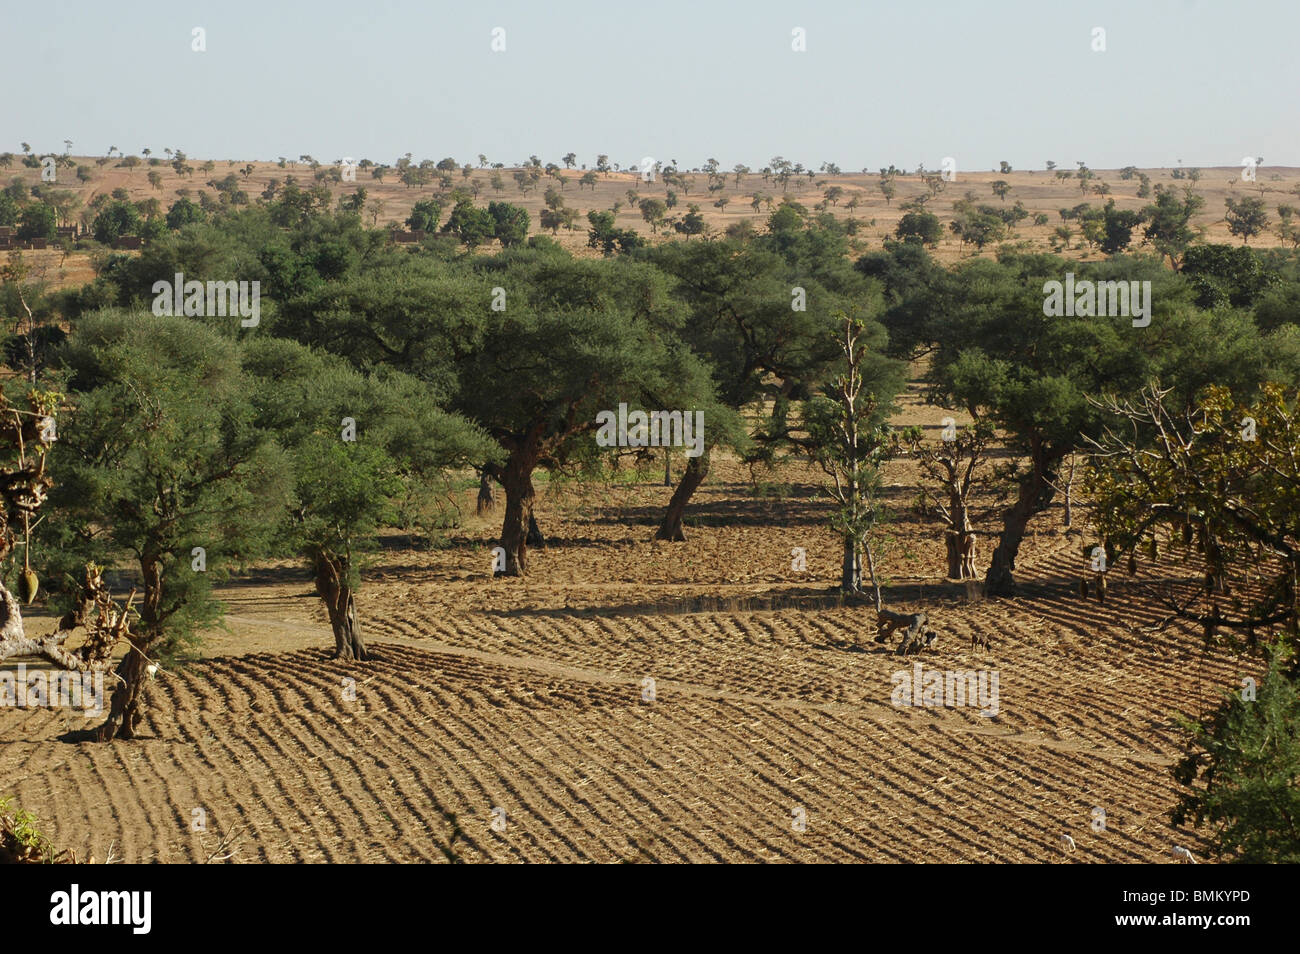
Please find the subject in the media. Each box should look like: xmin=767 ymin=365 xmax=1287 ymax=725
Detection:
xmin=0 ymin=377 xmax=1239 ymax=863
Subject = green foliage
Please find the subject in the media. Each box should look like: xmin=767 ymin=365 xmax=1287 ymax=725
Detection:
xmin=1181 ymin=244 xmax=1279 ymax=310
xmin=165 ymin=197 xmax=205 ymax=230
xmin=1142 ymin=186 xmax=1203 ymax=264
xmin=91 ymin=200 xmax=143 ymax=244
xmin=1225 ymin=196 xmax=1269 ymax=244
xmin=442 ymin=199 xmax=494 ymax=248
xmin=895 ymin=210 xmax=942 ymax=247
xmin=767 ymin=200 xmax=806 ymax=233
xmin=639 ymin=198 xmax=667 ymax=233
xmin=1084 ymin=382 xmax=1300 ymax=643
xmin=586 ymin=210 xmax=643 ymax=256
xmin=241 ymin=338 xmax=495 ymax=577
xmin=1172 ymin=643 xmax=1300 ymax=862
xmin=41 ymin=310 xmax=292 ymax=661
xmin=1098 ymin=199 xmax=1144 ymax=254
xmin=948 ymin=199 xmax=1007 ymax=249
xmin=16 ymin=203 xmax=56 ymax=241
xmin=486 ymin=201 xmax=530 ymax=247
xmin=406 ymin=199 xmax=442 ymax=233
xmin=0 ymin=191 xmax=18 ymax=228
xmin=0 ymin=796 xmax=65 ymax=863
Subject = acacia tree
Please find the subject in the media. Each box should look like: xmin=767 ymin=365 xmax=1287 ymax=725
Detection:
xmin=643 ymin=226 xmax=866 ymax=540
xmin=1084 ymin=382 xmax=1300 ymax=644
xmin=243 ymin=340 xmax=494 ymax=660
xmin=2 ymin=251 xmax=66 ymax=385
xmin=906 ymin=415 xmax=995 ymax=580
xmin=1225 ymin=197 xmax=1268 ymax=244
xmin=42 ymin=310 xmax=291 ymax=740
xmin=1142 ymin=185 xmax=1204 ymax=266
xmin=924 ymin=252 xmax=1274 ymax=596
xmin=1084 ymin=383 xmax=1300 ymax=860
xmin=459 ymin=253 xmax=721 ymax=573
xmin=804 ymin=311 xmax=904 ymax=602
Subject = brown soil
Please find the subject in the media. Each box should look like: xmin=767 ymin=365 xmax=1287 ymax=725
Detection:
xmin=0 ymin=375 xmax=1238 ymax=863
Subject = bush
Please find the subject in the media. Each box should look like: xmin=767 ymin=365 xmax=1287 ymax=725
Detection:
xmin=1172 ymin=642 xmax=1300 ymax=862
xmin=0 ymin=796 xmax=68 ymax=863
xmin=895 ymin=210 xmax=942 ymax=247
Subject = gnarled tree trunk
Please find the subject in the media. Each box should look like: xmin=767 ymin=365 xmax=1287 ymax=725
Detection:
xmin=97 ymin=554 xmax=163 ymax=741
xmin=495 ymin=449 xmax=540 ymax=575
xmin=94 ymin=642 xmax=149 ymax=741
xmin=314 ymin=552 xmax=366 ymax=661
xmin=527 ymin=513 xmax=546 ymax=549
xmin=656 ymin=450 xmax=710 ymax=541
xmin=985 ymin=443 xmax=1061 ymax=597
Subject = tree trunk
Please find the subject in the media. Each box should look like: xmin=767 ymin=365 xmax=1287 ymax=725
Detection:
xmin=314 ymin=553 xmax=366 ymax=661
xmin=526 ymin=512 xmax=546 ymax=549
xmin=865 ymin=539 xmax=881 ymax=611
xmin=840 ymin=534 xmax=863 ymax=593
xmin=96 ymin=554 xmax=163 ymax=741
xmin=656 ymin=450 xmax=710 ymax=541
xmin=476 ymin=471 xmax=495 ymax=516
xmin=94 ymin=641 xmax=150 ymax=741
xmin=985 ymin=448 xmax=1060 ymax=597
xmin=1064 ymin=454 xmax=1076 ymax=528
xmin=945 ymin=531 xmax=965 ymax=580
xmin=663 ymin=449 xmax=672 ymax=487
xmin=497 ymin=451 xmax=539 ymax=575
xmin=946 ymin=487 xmax=977 ymax=579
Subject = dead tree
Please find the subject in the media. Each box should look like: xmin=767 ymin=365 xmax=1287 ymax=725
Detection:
xmin=0 ymin=393 xmax=141 ymax=728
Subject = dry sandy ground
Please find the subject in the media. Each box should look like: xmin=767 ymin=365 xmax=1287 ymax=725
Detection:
xmin=0 ymin=377 xmax=1242 ymax=863
xmin=12 ymin=156 xmax=1300 ymax=290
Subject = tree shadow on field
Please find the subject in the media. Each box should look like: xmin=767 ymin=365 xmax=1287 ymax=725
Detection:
xmin=583 ymin=497 xmax=829 ymax=530
xmin=469 ymin=580 xmax=960 ymax=622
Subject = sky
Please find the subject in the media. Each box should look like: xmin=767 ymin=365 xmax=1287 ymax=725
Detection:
xmin=2 ymin=0 xmax=1294 ymax=173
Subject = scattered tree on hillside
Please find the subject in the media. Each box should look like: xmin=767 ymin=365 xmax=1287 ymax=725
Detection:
xmin=1225 ymin=197 xmax=1269 ymax=244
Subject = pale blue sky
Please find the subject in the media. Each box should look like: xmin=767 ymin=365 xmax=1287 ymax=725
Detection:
xmin=2 ymin=0 xmax=1293 ymax=171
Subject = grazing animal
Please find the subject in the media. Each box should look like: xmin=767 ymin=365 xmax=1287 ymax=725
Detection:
xmin=1059 ymin=834 xmax=1076 ymax=853
xmin=970 ymin=631 xmax=991 ymax=652
xmin=876 ymin=609 xmax=927 ymax=644
xmin=896 ymin=629 xmax=939 ymax=657
xmin=1171 ymin=845 xmax=1197 ymax=864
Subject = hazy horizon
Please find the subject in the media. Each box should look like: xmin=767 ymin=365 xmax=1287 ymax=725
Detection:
xmin=3 ymin=0 xmax=1294 ymax=173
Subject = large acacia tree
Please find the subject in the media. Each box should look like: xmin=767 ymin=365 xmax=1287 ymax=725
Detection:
xmin=641 ymin=224 xmax=861 ymax=539
xmin=242 ymin=339 xmax=494 ymax=659
xmin=924 ymin=252 xmax=1278 ymax=596
xmin=461 ymin=250 xmax=724 ymax=573
xmin=41 ymin=310 xmax=291 ymax=740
